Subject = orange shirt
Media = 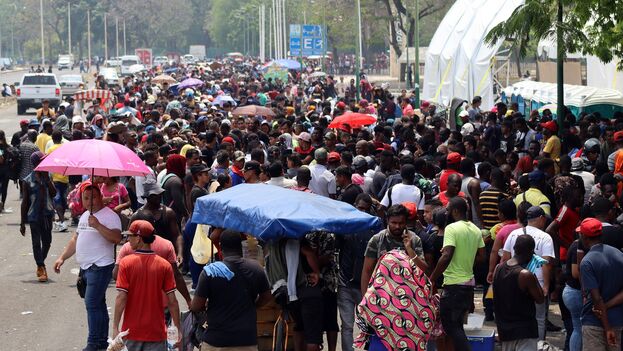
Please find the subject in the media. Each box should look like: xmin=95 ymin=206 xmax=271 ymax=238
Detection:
xmin=116 ymin=251 xmax=176 ymax=342
xmin=439 ymin=169 xmax=461 ymax=192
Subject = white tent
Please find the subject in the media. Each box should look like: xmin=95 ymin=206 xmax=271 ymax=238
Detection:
xmin=423 ymin=0 xmax=524 ymax=109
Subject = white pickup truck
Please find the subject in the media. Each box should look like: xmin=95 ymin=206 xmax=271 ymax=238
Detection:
xmin=16 ymin=73 xmax=62 ymax=115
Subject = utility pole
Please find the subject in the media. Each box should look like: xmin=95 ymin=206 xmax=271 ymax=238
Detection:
xmin=104 ymin=13 xmax=108 ymax=61
xmin=282 ymin=0 xmax=287 ymax=58
xmin=322 ymin=1 xmax=326 ymax=72
xmin=556 ymin=0 xmax=564 ymax=134
xmin=355 ymin=0 xmax=363 ymax=100
xmin=67 ymin=2 xmax=71 ymax=55
xmin=414 ymin=0 xmax=420 ymax=106
xmin=123 ymin=19 xmax=127 ymax=55
xmin=115 ymin=17 xmax=119 ymax=58
xmin=87 ymin=10 xmax=91 ymax=72
xmin=406 ymin=28 xmax=410 ymax=89
xmin=40 ymin=0 xmax=45 ymax=64
xmin=269 ymin=6 xmax=273 ymax=59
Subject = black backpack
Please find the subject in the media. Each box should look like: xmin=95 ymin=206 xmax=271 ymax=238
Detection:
xmin=5 ymin=147 xmax=21 ymax=181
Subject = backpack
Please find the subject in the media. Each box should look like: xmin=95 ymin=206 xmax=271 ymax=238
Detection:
xmin=5 ymin=147 xmax=21 ymax=181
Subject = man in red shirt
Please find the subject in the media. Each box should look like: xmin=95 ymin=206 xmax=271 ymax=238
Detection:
xmin=439 ymin=152 xmax=462 ymax=192
xmin=113 ymin=220 xmax=180 ymax=351
xmin=546 ymin=187 xmax=582 ymax=262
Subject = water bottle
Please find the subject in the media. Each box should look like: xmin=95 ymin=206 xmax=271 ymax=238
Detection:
xmin=167 ymin=324 xmax=178 ymax=350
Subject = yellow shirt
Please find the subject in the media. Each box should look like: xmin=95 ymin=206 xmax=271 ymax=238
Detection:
xmin=543 ymin=135 xmax=561 ymax=160
xmin=46 ymin=143 xmax=69 ymax=183
xmin=35 ymin=133 xmax=51 ymax=153
xmin=514 ymin=188 xmax=551 ymax=215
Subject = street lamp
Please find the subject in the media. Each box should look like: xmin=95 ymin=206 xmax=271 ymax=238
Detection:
xmin=355 ymin=0 xmax=363 ymax=100
xmin=40 ymin=0 xmax=44 ymax=64
xmin=414 ymin=0 xmax=420 ymax=107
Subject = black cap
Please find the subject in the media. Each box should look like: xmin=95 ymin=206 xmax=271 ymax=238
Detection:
xmin=526 ymin=206 xmax=550 ymax=220
xmin=190 ymin=164 xmax=210 ymax=176
xmin=243 ymin=160 xmax=261 ymax=174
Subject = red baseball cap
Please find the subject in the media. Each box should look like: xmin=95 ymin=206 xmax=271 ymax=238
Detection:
xmin=222 ymin=136 xmax=235 ymax=145
xmin=576 ymin=218 xmax=602 ymax=237
xmin=420 ymin=101 xmax=430 ymax=108
xmin=124 ymin=219 xmax=155 ymax=237
xmin=20 ymin=119 xmax=29 ymax=126
xmin=328 ymin=152 xmax=341 ymax=162
xmin=401 ymin=202 xmax=417 ymax=220
xmin=540 ymin=121 xmax=558 ymax=133
xmin=336 ymin=101 xmax=346 ymax=110
xmin=447 ymin=152 xmax=461 ymax=164
xmin=614 ymin=131 xmax=623 ymax=142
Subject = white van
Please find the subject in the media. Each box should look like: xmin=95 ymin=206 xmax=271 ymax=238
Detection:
xmin=120 ymin=55 xmax=141 ymax=76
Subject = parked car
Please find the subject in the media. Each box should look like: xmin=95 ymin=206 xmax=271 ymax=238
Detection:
xmin=120 ymin=55 xmax=141 ymax=76
xmin=99 ymin=67 xmax=120 ymax=87
xmin=57 ymin=54 xmax=74 ymax=70
xmin=58 ymin=74 xmax=85 ymax=96
xmin=16 ymin=73 xmax=61 ymax=115
xmin=153 ymin=56 xmax=169 ymax=67
xmin=0 ymin=58 xmax=13 ymax=70
xmin=105 ymin=57 xmax=122 ymax=68
xmin=181 ymin=54 xmax=196 ymax=65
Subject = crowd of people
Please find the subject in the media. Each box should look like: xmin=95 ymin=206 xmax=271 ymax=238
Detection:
xmin=2 ymin=56 xmax=623 ymax=351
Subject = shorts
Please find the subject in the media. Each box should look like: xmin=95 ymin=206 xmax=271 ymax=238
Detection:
xmin=289 ymin=286 xmax=324 ymax=345
xmin=53 ymin=182 xmax=68 ymax=209
xmin=322 ymin=291 xmax=339 ymax=332
xmin=124 ymin=340 xmax=167 ymax=351
xmin=582 ymin=325 xmax=622 ymax=351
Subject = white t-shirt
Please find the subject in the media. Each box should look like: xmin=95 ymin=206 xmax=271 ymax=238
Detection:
xmin=380 ymin=183 xmax=425 ymax=210
xmin=309 ymin=164 xmax=337 ymax=197
xmin=571 ymin=170 xmax=595 ymax=203
xmin=135 ymin=168 xmax=156 ymax=205
xmin=76 ymin=207 xmax=122 ymax=270
xmin=503 ymin=225 xmax=555 ymax=287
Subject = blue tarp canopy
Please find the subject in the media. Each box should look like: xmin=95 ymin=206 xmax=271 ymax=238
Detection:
xmin=191 ymin=184 xmax=382 ymax=241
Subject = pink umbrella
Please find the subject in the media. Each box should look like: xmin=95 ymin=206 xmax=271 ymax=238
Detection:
xmin=35 ymin=139 xmax=151 ymax=177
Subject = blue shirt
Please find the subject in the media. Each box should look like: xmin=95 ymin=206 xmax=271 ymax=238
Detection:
xmin=580 ymin=244 xmax=623 ymax=327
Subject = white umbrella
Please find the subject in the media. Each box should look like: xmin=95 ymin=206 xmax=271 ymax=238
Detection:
xmin=212 ymin=95 xmax=237 ymax=107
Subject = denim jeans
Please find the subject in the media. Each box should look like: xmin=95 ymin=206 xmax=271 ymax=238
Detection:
xmin=83 ymin=263 xmax=114 ymax=349
xmin=440 ymin=285 xmax=474 ymax=351
xmin=29 ymin=216 xmax=53 ymax=267
xmin=562 ymin=285 xmax=583 ymax=351
xmin=337 ymin=285 xmax=362 ymax=351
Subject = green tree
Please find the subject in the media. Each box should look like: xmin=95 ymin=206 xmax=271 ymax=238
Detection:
xmin=485 ymin=0 xmax=588 ymax=131
xmin=378 ymin=0 xmax=451 ymax=58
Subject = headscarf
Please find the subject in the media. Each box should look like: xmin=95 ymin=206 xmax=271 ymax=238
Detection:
xmin=54 ymin=115 xmax=69 ymax=132
xmin=166 ymin=154 xmax=186 ymax=179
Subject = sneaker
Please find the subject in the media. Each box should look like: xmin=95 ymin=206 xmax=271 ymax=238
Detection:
xmin=53 ymin=221 xmax=60 ymax=232
xmin=58 ymin=222 xmax=68 ymax=232
xmin=546 ymin=319 xmax=562 ymax=332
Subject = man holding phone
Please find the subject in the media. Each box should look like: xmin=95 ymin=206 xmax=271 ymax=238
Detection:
xmin=361 ymin=204 xmax=428 ymax=295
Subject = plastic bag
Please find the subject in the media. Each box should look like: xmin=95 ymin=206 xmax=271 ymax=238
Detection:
xmin=107 ymin=329 xmax=129 ymax=351
xmin=191 ymin=225 xmax=217 ymax=265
